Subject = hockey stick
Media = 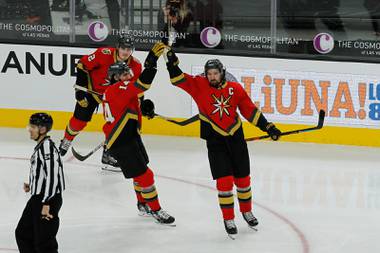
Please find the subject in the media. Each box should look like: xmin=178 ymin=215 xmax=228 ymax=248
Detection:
xmin=163 ymin=16 xmax=176 ymax=62
xmin=71 ymin=114 xmax=198 ymax=162
xmin=73 ymin=84 xmax=196 ymax=127
xmin=70 ymin=114 xmax=198 ymax=162
xmin=154 ymin=113 xmax=199 ymax=126
xmin=71 ymin=142 xmax=104 ymax=161
xmin=167 ymin=18 xmax=176 ymax=47
xmin=245 ymin=110 xmax=326 ymax=142
xmin=73 ymin=84 xmax=102 ymax=96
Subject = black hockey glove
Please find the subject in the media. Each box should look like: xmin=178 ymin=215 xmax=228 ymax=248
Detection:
xmin=141 ymin=99 xmax=155 ymax=119
xmin=75 ymin=90 xmax=88 ymax=108
xmin=144 ymin=42 xmax=166 ymax=69
xmin=165 ymin=47 xmax=179 ymax=67
xmin=266 ymin=122 xmax=281 ymax=141
xmin=75 ymin=89 xmax=86 ymax=100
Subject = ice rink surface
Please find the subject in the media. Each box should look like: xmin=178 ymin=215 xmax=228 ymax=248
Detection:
xmin=0 ymin=127 xmax=379 ymax=253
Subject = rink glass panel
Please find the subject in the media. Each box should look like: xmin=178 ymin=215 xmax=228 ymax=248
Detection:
xmin=0 ymin=0 xmax=379 ymax=62
xmin=0 ymin=0 xmax=71 ymax=45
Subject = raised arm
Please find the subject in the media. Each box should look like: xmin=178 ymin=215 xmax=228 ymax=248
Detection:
xmin=165 ymin=47 xmax=198 ymax=94
xmin=130 ymin=42 xmax=166 ymax=96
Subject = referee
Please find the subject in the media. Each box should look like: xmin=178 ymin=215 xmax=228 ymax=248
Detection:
xmin=15 ymin=112 xmax=65 ymax=253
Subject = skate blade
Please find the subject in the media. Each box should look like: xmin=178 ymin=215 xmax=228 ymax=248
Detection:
xmin=248 ymin=226 xmax=258 ymax=232
xmin=227 ymin=233 xmax=237 ymax=240
xmin=138 ymin=212 xmax=153 ymax=217
xmin=154 ymin=220 xmax=176 ymax=227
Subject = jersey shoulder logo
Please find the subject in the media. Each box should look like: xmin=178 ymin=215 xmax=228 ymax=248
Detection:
xmin=101 ymin=48 xmax=112 ymax=55
xmin=211 ymin=94 xmax=232 ymax=119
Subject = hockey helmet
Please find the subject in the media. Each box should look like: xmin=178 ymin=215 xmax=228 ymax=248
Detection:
xmin=116 ymin=33 xmax=134 ymax=49
xmin=29 ymin=112 xmax=53 ymax=131
xmin=204 ymin=59 xmax=225 ymax=81
xmin=108 ymin=62 xmax=132 ymax=81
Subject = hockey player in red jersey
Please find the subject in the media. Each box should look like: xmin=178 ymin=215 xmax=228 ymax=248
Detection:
xmin=59 ymin=33 xmax=142 ymax=158
xmin=164 ymin=48 xmax=282 ymax=237
xmin=101 ymin=42 xmax=175 ymax=225
xmin=59 ymin=33 xmax=153 ymax=216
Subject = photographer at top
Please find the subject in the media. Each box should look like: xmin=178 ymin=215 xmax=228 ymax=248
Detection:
xmin=157 ymin=0 xmax=193 ymax=46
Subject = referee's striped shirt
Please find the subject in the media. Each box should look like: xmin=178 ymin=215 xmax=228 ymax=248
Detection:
xmin=29 ymin=136 xmax=65 ymax=203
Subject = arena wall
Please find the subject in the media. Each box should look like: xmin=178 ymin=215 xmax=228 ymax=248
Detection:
xmin=1 ymin=43 xmax=379 ymax=147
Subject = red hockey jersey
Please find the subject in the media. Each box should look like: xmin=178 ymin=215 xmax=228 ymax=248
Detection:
xmin=101 ymin=73 xmax=153 ymax=149
xmin=77 ymin=47 xmax=142 ymax=103
xmin=171 ymin=73 xmax=262 ymax=136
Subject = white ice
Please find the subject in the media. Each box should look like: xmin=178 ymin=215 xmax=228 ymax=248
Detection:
xmin=0 ymin=127 xmax=379 ymax=253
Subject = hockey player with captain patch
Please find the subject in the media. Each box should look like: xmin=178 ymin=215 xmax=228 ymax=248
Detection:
xmin=164 ymin=47 xmax=282 ymax=238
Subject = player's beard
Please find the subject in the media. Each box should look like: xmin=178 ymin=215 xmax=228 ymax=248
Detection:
xmin=209 ymin=79 xmax=221 ymax=88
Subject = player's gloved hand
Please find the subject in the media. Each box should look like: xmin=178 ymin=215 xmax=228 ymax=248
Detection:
xmin=266 ymin=122 xmax=281 ymax=141
xmin=144 ymin=42 xmax=166 ymax=69
xmin=165 ymin=47 xmax=179 ymax=67
xmin=141 ymin=99 xmax=155 ymax=119
xmin=75 ymin=89 xmax=88 ymax=107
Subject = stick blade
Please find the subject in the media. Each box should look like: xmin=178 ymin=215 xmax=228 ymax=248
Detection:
xmin=317 ymin=110 xmax=326 ymax=128
xmin=71 ymin=147 xmax=89 ymax=161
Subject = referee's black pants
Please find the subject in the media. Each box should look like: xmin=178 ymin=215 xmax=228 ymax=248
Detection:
xmin=15 ymin=194 xmax=62 ymax=253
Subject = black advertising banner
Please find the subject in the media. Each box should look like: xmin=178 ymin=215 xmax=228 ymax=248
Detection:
xmin=0 ymin=0 xmax=380 ymax=63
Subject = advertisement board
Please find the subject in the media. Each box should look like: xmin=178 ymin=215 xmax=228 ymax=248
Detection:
xmin=191 ymin=66 xmax=380 ymax=129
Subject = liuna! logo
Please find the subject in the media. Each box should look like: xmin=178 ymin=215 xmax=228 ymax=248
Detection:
xmin=88 ymin=21 xmax=109 ymax=42
xmin=313 ymin=33 xmax=334 ymax=54
xmin=200 ymin=27 xmax=221 ymax=48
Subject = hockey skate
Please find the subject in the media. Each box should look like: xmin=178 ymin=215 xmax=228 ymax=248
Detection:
xmin=242 ymin=211 xmax=258 ymax=231
xmin=59 ymin=138 xmax=72 ymax=156
xmin=224 ymin=219 xmax=238 ymax=239
xmin=151 ymin=209 xmax=176 ymax=226
xmin=137 ymin=202 xmax=152 ymax=217
xmin=101 ymin=149 xmax=121 ymax=172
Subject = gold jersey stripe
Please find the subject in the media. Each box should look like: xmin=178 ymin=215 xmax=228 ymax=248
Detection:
xmin=199 ymin=113 xmax=242 ymax=136
xmin=134 ymin=79 xmax=151 ymax=91
xmin=170 ymin=73 xmax=185 ymax=85
xmin=252 ymin=111 xmax=262 ymax=126
xmin=105 ymin=111 xmax=138 ymax=149
xmin=113 ymin=49 xmax=117 ymax=62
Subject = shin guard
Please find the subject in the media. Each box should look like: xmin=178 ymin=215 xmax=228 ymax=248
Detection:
xmin=216 ymin=176 xmax=234 ymax=220
xmin=133 ymin=179 xmax=145 ymax=204
xmin=134 ymin=168 xmax=161 ymax=211
xmin=64 ymin=117 xmax=87 ymax=141
xmin=234 ymin=176 xmax=252 ymax=213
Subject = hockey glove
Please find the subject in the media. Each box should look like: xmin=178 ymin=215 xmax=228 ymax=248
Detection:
xmin=75 ymin=90 xmax=88 ymax=108
xmin=165 ymin=47 xmax=179 ymax=67
xmin=266 ymin=122 xmax=281 ymax=141
xmin=144 ymin=42 xmax=166 ymax=69
xmin=141 ymin=99 xmax=155 ymax=119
